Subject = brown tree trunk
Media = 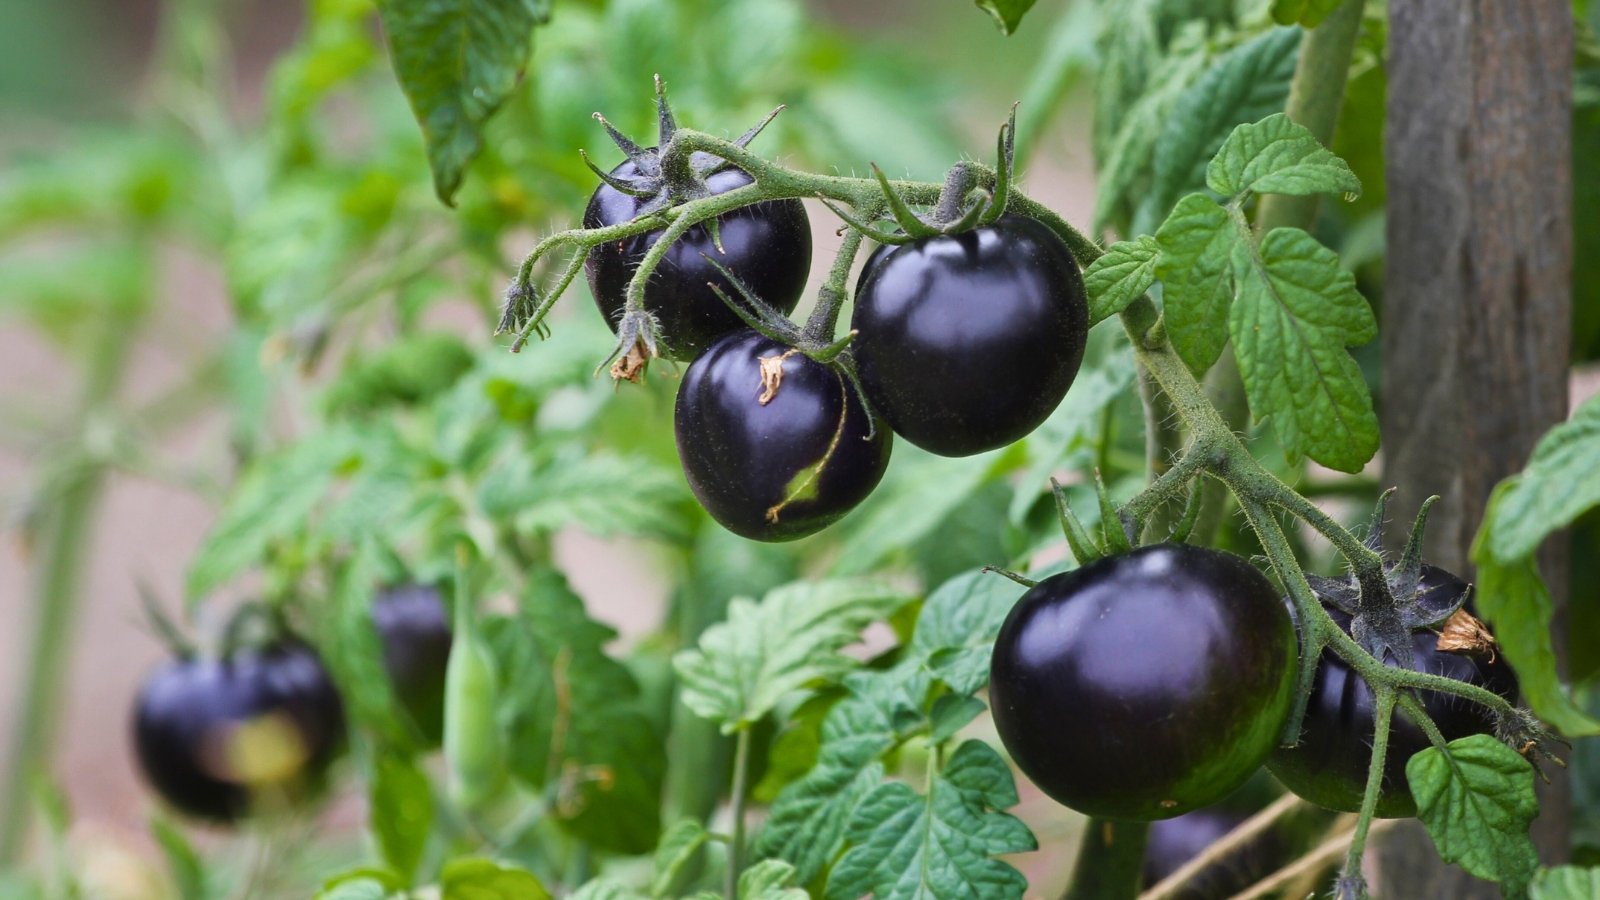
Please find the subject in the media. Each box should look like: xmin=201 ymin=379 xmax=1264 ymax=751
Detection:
xmin=1382 ymin=0 xmax=1572 ymax=892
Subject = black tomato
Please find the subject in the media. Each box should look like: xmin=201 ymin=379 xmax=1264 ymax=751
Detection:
xmin=1268 ymin=566 xmax=1518 ymax=818
xmin=989 ymin=544 xmax=1297 ymax=821
xmin=132 ymin=641 xmax=346 ymax=823
xmin=849 ymin=215 xmax=1088 ymax=457
xmin=584 ymin=163 xmax=811 ymax=361
xmin=674 ymin=328 xmax=891 ymax=541
xmin=373 ymin=584 xmax=452 ymax=748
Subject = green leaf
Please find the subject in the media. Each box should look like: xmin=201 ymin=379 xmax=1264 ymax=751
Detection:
xmin=186 ymin=428 xmax=357 ymax=599
xmin=756 ymin=665 xmax=932 ymax=883
xmin=1141 ymin=27 xmax=1300 ymax=233
xmin=928 ymin=694 xmax=988 ymax=744
xmin=737 ymin=860 xmax=808 ymax=899
xmin=1408 ymin=735 xmax=1540 ymax=895
xmin=911 ymin=569 xmax=1028 ymax=696
xmin=476 ymin=447 xmax=691 ymax=542
xmin=370 ymin=751 xmax=433 ymax=884
xmin=973 ymin=0 xmax=1037 ymax=35
xmin=1093 ymin=40 xmax=1213 ymax=234
xmin=673 ymin=579 xmax=911 ymax=732
xmin=1270 ymin=0 xmax=1343 ymax=27
xmin=1231 ymin=227 xmax=1379 ymax=472
xmin=150 ymin=817 xmax=208 ymax=900
xmin=315 ymin=870 xmax=406 ymax=900
xmin=1154 ymin=193 xmax=1237 ymax=376
xmin=440 ymin=858 xmax=552 ymax=900
xmin=824 ymin=741 xmax=1035 ymax=900
xmin=1084 ymin=236 xmax=1160 ymax=324
xmin=569 ymin=881 xmax=646 ymax=900
xmin=651 ymin=820 xmax=710 ymax=899
xmin=1472 ymin=485 xmax=1600 ymax=737
xmin=1532 ymin=866 xmax=1600 ymax=899
xmin=1206 ymin=113 xmax=1361 ymax=200
xmin=487 ymin=571 xmax=665 ymax=853
xmin=375 ymin=0 xmax=544 ymax=204
xmin=1490 ymin=395 xmax=1600 ymax=560
xmin=314 ymin=878 xmax=393 ymax=900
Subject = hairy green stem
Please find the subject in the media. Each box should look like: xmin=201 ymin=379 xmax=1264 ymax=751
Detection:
xmin=801 ymin=223 xmax=867 ymax=344
xmin=724 ymin=726 xmax=753 ymax=899
xmin=1061 ymin=819 xmax=1150 ymax=900
xmin=1342 ymin=687 xmax=1396 ymax=885
xmin=1254 ymin=0 xmax=1369 ymax=234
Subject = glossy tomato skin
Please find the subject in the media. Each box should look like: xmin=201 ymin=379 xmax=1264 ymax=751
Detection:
xmin=373 ymin=584 xmax=452 ymax=748
xmin=1268 ymin=567 xmax=1518 ymax=818
xmin=585 ymin=163 xmax=811 ymax=361
xmin=850 ymin=216 xmax=1088 ymax=457
xmin=674 ymin=328 xmax=891 ymax=541
xmin=989 ymin=544 xmax=1297 ymax=821
xmin=132 ymin=642 xmax=346 ymax=823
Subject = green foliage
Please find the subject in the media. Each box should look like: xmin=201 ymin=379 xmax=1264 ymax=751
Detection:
xmin=487 ymin=571 xmax=666 ymax=853
xmin=1488 ymin=394 xmax=1600 ymax=560
xmin=150 ymin=817 xmax=209 ymax=900
xmin=674 ymin=579 xmax=912 ymax=733
xmin=1473 ymin=485 xmax=1600 ymax=738
xmin=370 ymin=750 xmax=434 ymax=884
xmin=439 ymin=858 xmax=552 ymax=899
xmin=1205 ymin=113 xmax=1361 ymax=198
xmin=650 ymin=820 xmax=711 ymax=898
xmin=754 ymin=570 xmax=1030 ymax=894
xmin=1083 ymin=235 xmax=1159 ymax=324
xmin=1532 ymin=867 xmax=1600 ymax=900
xmin=1407 ymin=735 xmax=1540 ymax=896
xmin=1269 ymin=0 xmax=1342 ymax=27
xmin=826 ymin=741 xmax=1035 ymax=900
xmin=973 ymin=0 xmax=1038 ymax=35
xmin=375 ymin=0 xmax=549 ymax=204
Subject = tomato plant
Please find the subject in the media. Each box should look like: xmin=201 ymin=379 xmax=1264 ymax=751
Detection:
xmin=0 ymin=1 xmax=1596 ymax=899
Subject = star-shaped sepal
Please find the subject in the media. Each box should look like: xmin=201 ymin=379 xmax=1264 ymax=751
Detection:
xmin=1305 ymin=491 xmax=1468 ymax=669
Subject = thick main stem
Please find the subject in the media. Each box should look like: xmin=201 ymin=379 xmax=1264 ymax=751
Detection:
xmin=1060 ymin=819 xmax=1150 ymax=900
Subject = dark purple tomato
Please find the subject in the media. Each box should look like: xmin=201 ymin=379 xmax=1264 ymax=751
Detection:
xmin=373 ymin=584 xmax=452 ymax=748
xmin=132 ymin=641 xmax=345 ymax=823
xmin=989 ymin=544 xmax=1297 ymax=820
xmin=1268 ymin=567 xmax=1518 ymax=818
xmin=674 ymin=328 xmax=891 ymax=541
xmin=849 ymin=215 xmax=1088 ymax=457
xmin=584 ymin=162 xmax=811 ymax=361
xmin=1142 ymin=807 xmax=1289 ymax=898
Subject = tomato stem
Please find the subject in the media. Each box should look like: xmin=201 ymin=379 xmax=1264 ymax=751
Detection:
xmin=724 ymin=725 xmax=753 ymax=899
xmin=1059 ymin=818 xmax=1149 ymax=900
xmin=1340 ymin=687 xmax=1396 ymax=892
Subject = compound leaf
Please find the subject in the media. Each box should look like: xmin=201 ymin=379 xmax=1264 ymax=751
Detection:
xmin=674 ymin=579 xmax=911 ymax=732
xmin=1407 ymin=735 xmax=1539 ymax=895
xmin=824 ymin=741 xmax=1035 ymax=900
xmin=1207 ymin=113 xmax=1361 ymax=200
xmin=652 ymin=820 xmax=710 ymax=900
xmin=737 ymin=860 xmax=808 ymax=899
xmin=912 ymin=569 xmax=1028 ymax=696
xmin=756 ymin=665 xmax=931 ymax=883
xmin=1231 ymin=226 xmax=1378 ymax=472
xmin=375 ymin=0 xmax=546 ymax=204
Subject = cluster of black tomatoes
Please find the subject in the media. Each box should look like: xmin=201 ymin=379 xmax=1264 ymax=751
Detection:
xmin=583 ymin=142 xmax=1088 ymax=542
xmin=131 ymin=585 xmax=451 ymax=822
xmin=987 ymin=542 xmax=1518 ymax=827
